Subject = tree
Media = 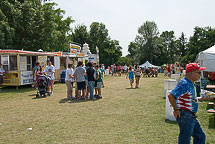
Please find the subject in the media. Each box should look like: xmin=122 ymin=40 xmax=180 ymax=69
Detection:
xmin=130 ymin=21 xmax=159 ymax=64
xmin=128 ymin=42 xmax=139 ymax=63
xmin=0 ymin=0 xmax=74 ymax=51
xmin=184 ymin=26 xmax=215 ymax=63
xmin=88 ymin=22 xmax=122 ymax=66
xmin=70 ymin=24 xmax=90 ymax=46
xmin=160 ymin=31 xmax=177 ymax=64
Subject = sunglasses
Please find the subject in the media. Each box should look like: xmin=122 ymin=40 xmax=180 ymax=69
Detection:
xmin=194 ymin=71 xmax=201 ymax=74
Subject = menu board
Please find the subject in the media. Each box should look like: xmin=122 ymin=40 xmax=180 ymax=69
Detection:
xmin=54 ymin=56 xmax=60 ymax=70
xmin=20 ymin=56 xmax=27 ymax=71
xmin=38 ymin=56 xmax=47 ymax=71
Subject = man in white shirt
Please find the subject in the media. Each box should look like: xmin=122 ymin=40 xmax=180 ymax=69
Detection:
xmin=43 ymin=61 xmax=55 ymax=95
xmin=0 ymin=63 xmax=5 ymax=85
xmin=65 ymin=63 xmax=74 ymax=99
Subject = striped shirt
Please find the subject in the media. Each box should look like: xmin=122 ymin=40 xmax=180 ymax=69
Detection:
xmin=170 ymin=77 xmax=198 ymax=113
xmin=74 ymin=67 xmax=86 ymax=82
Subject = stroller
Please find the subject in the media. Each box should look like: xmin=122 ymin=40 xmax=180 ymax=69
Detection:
xmin=36 ymin=75 xmax=50 ymax=98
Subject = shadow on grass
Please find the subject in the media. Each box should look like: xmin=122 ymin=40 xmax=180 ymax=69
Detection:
xmin=29 ymin=94 xmax=37 ymax=96
xmin=125 ymin=87 xmax=136 ymax=89
xmin=59 ymin=98 xmax=100 ymax=104
xmin=206 ymin=102 xmax=213 ymax=110
xmin=32 ymin=96 xmax=47 ymax=99
xmin=208 ymin=115 xmax=215 ymax=129
xmin=0 ymin=85 xmax=35 ymax=94
xmin=165 ymin=119 xmax=177 ymax=125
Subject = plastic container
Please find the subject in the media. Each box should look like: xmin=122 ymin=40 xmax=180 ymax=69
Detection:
xmin=165 ymin=90 xmax=176 ymax=121
xmin=164 ymin=79 xmax=177 ymax=98
xmin=60 ymin=70 xmax=66 ymax=83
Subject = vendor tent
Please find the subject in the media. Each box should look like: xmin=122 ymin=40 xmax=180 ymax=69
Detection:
xmin=139 ymin=61 xmax=160 ymax=68
xmin=196 ymin=45 xmax=215 ymax=71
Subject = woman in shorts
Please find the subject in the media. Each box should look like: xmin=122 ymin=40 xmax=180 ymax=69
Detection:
xmin=126 ymin=66 xmax=134 ymax=88
xmin=135 ymin=64 xmax=142 ymax=88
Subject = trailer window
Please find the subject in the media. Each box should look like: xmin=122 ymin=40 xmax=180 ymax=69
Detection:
xmin=27 ymin=56 xmax=32 ymax=71
xmin=2 ymin=56 xmax=9 ymax=71
xmin=9 ymin=55 xmax=18 ymax=71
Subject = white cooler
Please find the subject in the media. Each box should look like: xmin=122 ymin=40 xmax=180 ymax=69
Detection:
xmin=165 ymin=90 xmax=176 ymax=121
xmin=105 ymin=69 xmax=109 ymax=76
xmin=164 ymin=79 xmax=177 ymax=98
xmin=171 ymin=74 xmax=181 ymax=83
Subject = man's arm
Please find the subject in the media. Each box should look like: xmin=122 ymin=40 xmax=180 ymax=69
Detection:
xmin=168 ymin=93 xmax=181 ymax=119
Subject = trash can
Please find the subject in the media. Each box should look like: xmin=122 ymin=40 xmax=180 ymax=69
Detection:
xmin=60 ymin=70 xmax=66 ymax=83
xmin=166 ymin=90 xmax=176 ymax=121
xmin=195 ymin=81 xmax=201 ymax=97
xmin=164 ymin=79 xmax=177 ymax=98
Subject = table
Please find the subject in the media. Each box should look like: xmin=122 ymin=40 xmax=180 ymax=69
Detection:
xmin=206 ymin=85 xmax=215 ymax=89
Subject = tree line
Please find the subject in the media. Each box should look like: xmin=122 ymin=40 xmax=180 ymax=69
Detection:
xmin=1 ymin=1 xmax=215 ymax=67
xmin=128 ymin=21 xmax=215 ymax=67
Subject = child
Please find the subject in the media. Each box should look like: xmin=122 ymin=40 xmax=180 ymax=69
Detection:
xmin=35 ymin=65 xmax=42 ymax=88
xmin=126 ymin=66 xmax=134 ymax=88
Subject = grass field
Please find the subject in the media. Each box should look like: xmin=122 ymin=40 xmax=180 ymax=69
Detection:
xmin=0 ymin=74 xmax=215 ymax=144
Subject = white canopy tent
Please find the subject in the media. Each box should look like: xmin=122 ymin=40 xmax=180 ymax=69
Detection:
xmin=196 ymin=45 xmax=215 ymax=71
xmin=139 ymin=61 xmax=160 ymax=69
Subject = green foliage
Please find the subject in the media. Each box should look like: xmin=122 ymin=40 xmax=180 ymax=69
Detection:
xmin=128 ymin=21 xmax=215 ymax=67
xmin=183 ymin=26 xmax=215 ymax=63
xmin=117 ymin=56 xmax=133 ymax=66
xmin=70 ymin=22 xmax=122 ymax=66
xmin=0 ymin=0 xmax=74 ymax=51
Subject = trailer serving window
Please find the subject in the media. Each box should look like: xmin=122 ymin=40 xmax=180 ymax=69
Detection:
xmin=0 ymin=55 xmax=18 ymax=71
xmin=9 ymin=55 xmax=18 ymax=71
xmin=27 ymin=56 xmax=32 ymax=71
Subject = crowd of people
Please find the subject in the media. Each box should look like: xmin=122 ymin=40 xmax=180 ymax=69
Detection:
xmin=163 ymin=62 xmax=183 ymax=77
xmin=65 ymin=61 xmax=104 ymax=100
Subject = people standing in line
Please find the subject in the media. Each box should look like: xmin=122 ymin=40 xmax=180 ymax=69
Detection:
xmin=126 ymin=66 xmax=134 ymax=88
xmin=74 ymin=61 xmax=87 ymax=99
xmin=86 ymin=62 xmax=96 ymax=100
xmin=65 ymin=63 xmax=74 ymax=100
xmin=135 ymin=64 xmax=142 ymax=88
xmin=0 ymin=63 xmax=5 ymax=87
xmin=83 ymin=61 xmax=89 ymax=99
xmin=95 ymin=65 xmax=103 ymax=99
xmin=35 ymin=65 xmax=42 ymax=88
xmin=168 ymin=63 xmax=206 ymax=144
xmin=43 ymin=61 xmax=55 ymax=95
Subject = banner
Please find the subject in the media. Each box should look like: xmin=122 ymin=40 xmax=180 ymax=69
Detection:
xmin=70 ymin=44 xmax=81 ymax=50
xmin=70 ymin=49 xmax=77 ymax=54
xmin=77 ymin=53 xmax=85 ymax=57
xmin=51 ymin=52 xmax=62 ymax=56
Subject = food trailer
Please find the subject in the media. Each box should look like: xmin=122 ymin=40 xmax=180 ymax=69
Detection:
xmin=0 ymin=50 xmax=58 ymax=87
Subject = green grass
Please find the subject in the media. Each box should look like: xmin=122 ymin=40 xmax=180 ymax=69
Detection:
xmin=0 ymin=74 xmax=214 ymax=144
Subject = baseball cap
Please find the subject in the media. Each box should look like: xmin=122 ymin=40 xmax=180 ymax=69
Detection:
xmin=186 ymin=63 xmax=206 ymax=73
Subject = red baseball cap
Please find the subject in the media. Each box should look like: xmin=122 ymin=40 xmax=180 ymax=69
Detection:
xmin=186 ymin=63 xmax=206 ymax=73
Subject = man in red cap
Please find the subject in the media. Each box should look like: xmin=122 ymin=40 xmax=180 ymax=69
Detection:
xmin=168 ymin=63 xmax=206 ymax=144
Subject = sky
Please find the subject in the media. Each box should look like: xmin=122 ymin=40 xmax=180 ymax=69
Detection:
xmin=53 ymin=0 xmax=215 ymax=56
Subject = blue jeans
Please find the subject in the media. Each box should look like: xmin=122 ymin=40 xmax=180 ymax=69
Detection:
xmin=176 ymin=110 xmax=205 ymax=144
xmin=88 ymin=81 xmax=95 ymax=100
